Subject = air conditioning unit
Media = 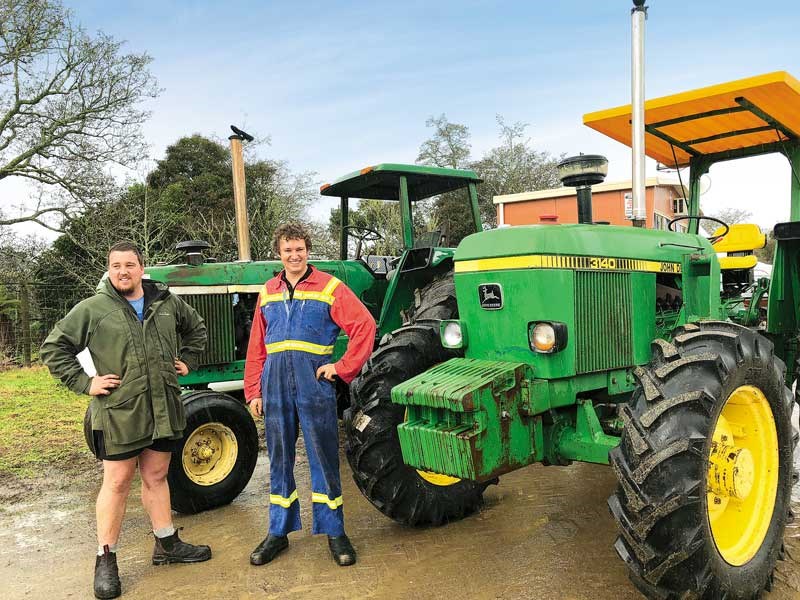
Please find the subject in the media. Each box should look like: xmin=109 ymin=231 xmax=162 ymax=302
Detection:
xmin=672 ymin=197 xmax=688 ymax=214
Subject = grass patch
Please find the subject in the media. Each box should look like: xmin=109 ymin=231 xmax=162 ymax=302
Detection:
xmin=0 ymin=365 xmax=94 ymax=478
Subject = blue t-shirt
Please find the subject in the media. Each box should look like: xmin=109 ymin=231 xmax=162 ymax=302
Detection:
xmin=128 ymin=297 xmax=145 ymax=322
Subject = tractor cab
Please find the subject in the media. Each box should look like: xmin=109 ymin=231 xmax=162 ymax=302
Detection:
xmin=320 ymin=163 xmax=483 ymax=332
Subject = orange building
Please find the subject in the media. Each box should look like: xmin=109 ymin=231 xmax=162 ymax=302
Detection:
xmin=494 ymin=178 xmax=687 ymax=231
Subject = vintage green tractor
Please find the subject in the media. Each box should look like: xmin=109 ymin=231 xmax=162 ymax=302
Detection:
xmin=349 ymin=72 xmax=800 ymax=598
xmin=141 ymin=163 xmax=485 ymax=514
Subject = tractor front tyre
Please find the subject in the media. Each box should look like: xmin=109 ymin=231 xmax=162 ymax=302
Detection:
xmin=345 ymin=275 xmax=489 ymax=526
xmin=609 ymin=321 xmax=797 ymax=598
xmin=168 ymin=391 xmax=259 ymax=514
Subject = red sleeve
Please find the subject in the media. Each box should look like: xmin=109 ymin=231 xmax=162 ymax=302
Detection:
xmin=243 ymin=299 xmax=267 ymax=402
xmin=330 ymin=282 xmax=377 ymax=384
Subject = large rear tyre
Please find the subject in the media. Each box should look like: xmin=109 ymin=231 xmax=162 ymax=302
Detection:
xmin=610 ymin=321 xmax=797 ymax=599
xmin=168 ymin=391 xmax=259 ymax=514
xmin=345 ymin=275 xmax=489 ymax=526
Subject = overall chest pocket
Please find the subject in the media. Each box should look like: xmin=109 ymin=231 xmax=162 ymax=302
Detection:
xmin=297 ymin=301 xmax=333 ymax=341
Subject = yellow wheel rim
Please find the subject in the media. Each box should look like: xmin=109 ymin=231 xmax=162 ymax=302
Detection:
xmin=707 ymin=385 xmax=779 ymax=566
xmin=181 ymin=422 xmax=238 ymax=486
xmin=416 ymin=469 xmax=461 ymax=486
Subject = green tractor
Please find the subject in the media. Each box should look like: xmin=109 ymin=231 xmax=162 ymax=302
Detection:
xmin=349 ymin=71 xmax=800 ymax=599
xmin=143 ymin=163 xmax=486 ymax=515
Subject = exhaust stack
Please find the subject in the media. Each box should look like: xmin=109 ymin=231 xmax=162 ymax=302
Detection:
xmin=631 ymin=0 xmax=647 ymax=227
xmin=557 ymin=154 xmax=608 ymax=224
xmin=229 ymin=125 xmax=254 ymax=262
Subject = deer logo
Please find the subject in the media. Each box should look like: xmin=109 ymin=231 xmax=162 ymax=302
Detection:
xmin=479 ymin=284 xmax=503 ymax=309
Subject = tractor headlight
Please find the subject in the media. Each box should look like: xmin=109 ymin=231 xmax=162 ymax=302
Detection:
xmin=441 ymin=320 xmax=466 ymax=349
xmin=529 ymin=321 xmax=567 ymax=353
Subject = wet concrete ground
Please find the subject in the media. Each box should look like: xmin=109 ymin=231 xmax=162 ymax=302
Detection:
xmin=2 ymin=431 xmax=800 ymax=600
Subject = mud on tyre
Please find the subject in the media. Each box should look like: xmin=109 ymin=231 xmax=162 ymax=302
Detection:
xmin=610 ymin=321 xmax=797 ymax=598
xmin=344 ymin=274 xmax=490 ymax=525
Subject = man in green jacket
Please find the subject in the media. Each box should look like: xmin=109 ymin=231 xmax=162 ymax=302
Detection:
xmin=41 ymin=241 xmax=211 ymax=600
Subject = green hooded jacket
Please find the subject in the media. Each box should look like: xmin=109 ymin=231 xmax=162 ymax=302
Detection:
xmin=41 ymin=278 xmax=207 ymax=456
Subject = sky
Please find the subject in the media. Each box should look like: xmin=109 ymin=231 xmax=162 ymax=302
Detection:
xmin=7 ymin=0 xmax=800 ymax=238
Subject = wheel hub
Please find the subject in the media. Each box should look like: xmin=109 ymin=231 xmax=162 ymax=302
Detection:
xmin=194 ymin=440 xmax=215 ymax=463
xmin=181 ymin=422 xmax=239 ymax=486
xmin=708 ymin=441 xmax=754 ymax=500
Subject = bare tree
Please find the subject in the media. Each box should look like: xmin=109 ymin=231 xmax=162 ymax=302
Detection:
xmin=0 ymin=0 xmax=160 ymax=231
xmin=700 ymin=208 xmax=754 ymax=235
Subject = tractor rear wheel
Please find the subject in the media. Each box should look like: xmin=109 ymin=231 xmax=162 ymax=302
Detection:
xmin=344 ymin=274 xmax=489 ymax=525
xmin=609 ymin=321 xmax=796 ymax=598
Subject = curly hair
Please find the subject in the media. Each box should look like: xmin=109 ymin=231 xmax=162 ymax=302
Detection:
xmin=272 ymin=222 xmax=313 ymax=255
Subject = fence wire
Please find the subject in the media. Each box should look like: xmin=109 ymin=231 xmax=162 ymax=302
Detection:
xmin=0 ymin=281 xmax=82 ymax=369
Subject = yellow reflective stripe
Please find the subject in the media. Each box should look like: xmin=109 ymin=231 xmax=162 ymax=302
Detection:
xmin=266 ymin=340 xmax=335 ymax=355
xmin=322 ymin=277 xmax=341 ymax=298
xmin=260 ymin=282 xmax=341 ymax=306
xmin=455 ymin=254 xmax=682 ymax=274
xmin=294 ymin=290 xmax=335 ymax=304
xmin=259 ymin=284 xmax=272 ymax=306
xmin=261 ymin=292 xmax=286 ymax=304
xmin=269 ymin=490 xmax=298 ymax=508
xmin=312 ymin=492 xmax=343 ymax=509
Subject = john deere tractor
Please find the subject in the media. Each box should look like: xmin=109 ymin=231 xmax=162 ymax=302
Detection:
xmin=141 ymin=163 xmax=486 ymax=515
xmin=346 ymin=72 xmax=800 ymax=599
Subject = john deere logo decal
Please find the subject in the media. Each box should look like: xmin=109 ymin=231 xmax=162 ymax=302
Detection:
xmin=479 ymin=283 xmax=503 ymax=310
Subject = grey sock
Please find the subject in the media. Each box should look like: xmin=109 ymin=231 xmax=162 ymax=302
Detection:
xmin=154 ymin=525 xmax=176 ymax=538
xmin=97 ymin=543 xmax=118 ymax=556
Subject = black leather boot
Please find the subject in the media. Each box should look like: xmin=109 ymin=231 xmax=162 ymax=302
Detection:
xmin=94 ymin=546 xmax=121 ymax=599
xmin=328 ymin=534 xmax=356 ymax=566
xmin=250 ymin=534 xmax=289 ymax=566
xmin=152 ymin=529 xmax=212 ymax=565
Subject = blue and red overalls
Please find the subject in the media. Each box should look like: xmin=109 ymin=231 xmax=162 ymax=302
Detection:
xmin=244 ymin=265 xmax=376 ymax=537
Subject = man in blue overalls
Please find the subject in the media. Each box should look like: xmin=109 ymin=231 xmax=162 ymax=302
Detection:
xmin=244 ymin=222 xmax=376 ymax=566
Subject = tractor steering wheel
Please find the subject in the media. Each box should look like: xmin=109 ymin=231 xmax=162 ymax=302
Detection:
xmin=667 ymin=215 xmax=730 ymax=245
xmin=343 ymin=225 xmax=383 ymax=260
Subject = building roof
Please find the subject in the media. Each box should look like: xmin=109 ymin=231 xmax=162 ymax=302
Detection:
xmin=583 ymin=71 xmax=800 ymax=167
xmin=493 ymin=177 xmax=684 ymax=205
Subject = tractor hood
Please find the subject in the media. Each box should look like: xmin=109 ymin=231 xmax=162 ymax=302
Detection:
xmin=455 ymin=224 xmax=714 ymax=266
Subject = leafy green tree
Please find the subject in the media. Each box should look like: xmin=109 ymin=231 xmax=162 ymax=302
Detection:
xmin=329 ymin=200 xmax=405 ymax=258
xmin=755 ymin=232 xmax=776 ymax=265
xmin=415 ymin=114 xmax=476 ymax=245
xmin=34 ymin=134 xmax=318 ymax=313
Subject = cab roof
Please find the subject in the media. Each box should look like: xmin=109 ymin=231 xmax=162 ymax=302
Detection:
xmin=583 ymin=71 xmax=800 ymax=166
xmin=319 ymin=163 xmax=482 ymax=201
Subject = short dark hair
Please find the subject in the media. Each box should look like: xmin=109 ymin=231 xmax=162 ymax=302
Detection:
xmin=107 ymin=241 xmax=143 ymax=266
xmin=272 ymin=222 xmax=313 ymax=255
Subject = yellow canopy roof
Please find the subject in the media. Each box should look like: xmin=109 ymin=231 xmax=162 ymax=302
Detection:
xmin=583 ymin=71 xmax=800 ymax=166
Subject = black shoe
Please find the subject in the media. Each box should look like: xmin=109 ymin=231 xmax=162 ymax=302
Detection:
xmin=328 ymin=534 xmax=356 ymax=566
xmin=94 ymin=547 xmax=121 ymax=599
xmin=152 ymin=529 xmax=212 ymax=565
xmin=250 ymin=534 xmax=289 ymax=566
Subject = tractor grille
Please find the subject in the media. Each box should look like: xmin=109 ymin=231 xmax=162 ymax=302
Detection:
xmin=574 ymin=271 xmax=634 ymax=373
xmin=182 ymin=294 xmax=235 ymax=366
